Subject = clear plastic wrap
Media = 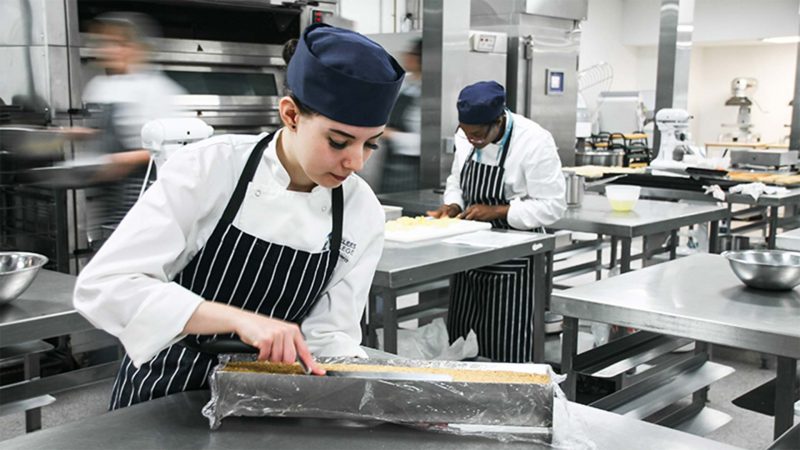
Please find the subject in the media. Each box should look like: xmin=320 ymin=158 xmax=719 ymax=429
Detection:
xmin=202 ymin=355 xmax=558 ymax=443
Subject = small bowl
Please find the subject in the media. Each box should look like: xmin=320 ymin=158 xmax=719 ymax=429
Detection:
xmin=0 ymin=252 xmax=48 ymax=305
xmin=722 ymin=249 xmax=800 ymax=290
xmin=605 ymin=185 xmax=641 ymax=212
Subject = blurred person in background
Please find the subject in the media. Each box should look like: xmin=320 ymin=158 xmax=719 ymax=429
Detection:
xmin=81 ymin=12 xmax=185 ymax=246
xmin=379 ymin=38 xmax=421 ymax=193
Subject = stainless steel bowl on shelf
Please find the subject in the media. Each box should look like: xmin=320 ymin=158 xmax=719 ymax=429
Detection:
xmin=574 ymin=148 xmax=625 ymax=167
xmin=0 ymin=252 xmax=48 ymax=305
xmin=722 ymin=249 xmax=800 ymax=291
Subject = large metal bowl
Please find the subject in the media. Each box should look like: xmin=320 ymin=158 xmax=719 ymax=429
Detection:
xmin=722 ymin=250 xmax=800 ymax=291
xmin=0 ymin=252 xmax=48 ymax=305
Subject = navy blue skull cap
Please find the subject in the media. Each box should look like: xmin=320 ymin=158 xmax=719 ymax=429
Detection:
xmin=457 ymin=81 xmax=506 ymax=125
xmin=287 ymin=23 xmax=405 ymax=127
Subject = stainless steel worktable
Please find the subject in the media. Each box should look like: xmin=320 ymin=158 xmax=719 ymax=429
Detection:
xmin=379 ymin=189 xmax=729 ymax=273
xmin=549 ymin=194 xmax=728 ymax=272
xmin=372 ymin=232 xmax=555 ymax=361
xmin=727 ymin=189 xmax=800 ymax=249
xmin=613 ymin=186 xmax=800 ymax=249
xmin=0 ymin=390 xmax=742 ymax=450
xmin=552 ymin=253 xmax=800 ymax=438
xmin=0 ymin=270 xmax=90 ymax=345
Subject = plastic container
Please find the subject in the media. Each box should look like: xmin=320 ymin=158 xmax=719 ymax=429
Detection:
xmin=381 ymin=205 xmax=403 ymax=221
xmin=604 ymin=185 xmax=640 ymax=212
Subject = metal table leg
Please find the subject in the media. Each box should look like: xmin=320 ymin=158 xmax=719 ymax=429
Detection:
xmin=595 ymin=234 xmax=603 ymax=280
xmin=381 ymin=290 xmax=398 ymax=354
xmin=560 ymin=317 xmax=579 ymax=401
xmin=709 ymin=220 xmax=720 ymax=254
xmin=610 ymin=236 xmax=618 ymax=269
xmin=774 ymin=356 xmax=798 ymax=438
xmin=768 ymin=206 xmax=779 ymax=249
xmin=53 ymin=188 xmax=70 ymax=274
xmin=692 ymin=341 xmax=710 ymax=405
xmin=545 ymin=251 xmax=554 ymax=305
xmin=23 ymin=353 xmax=42 ymax=432
xmin=669 ymin=229 xmax=678 ymax=260
xmin=620 ymin=237 xmax=632 ymax=273
xmin=366 ymin=289 xmax=378 ymax=348
xmin=533 ymin=253 xmax=547 ymax=363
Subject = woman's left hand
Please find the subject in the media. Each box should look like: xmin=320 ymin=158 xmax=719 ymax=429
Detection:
xmin=459 ymin=204 xmax=509 ymax=221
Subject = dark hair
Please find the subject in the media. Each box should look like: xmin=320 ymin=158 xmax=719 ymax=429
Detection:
xmin=281 ymin=39 xmax=318 ymax=117
xmin=282 ymin=38 xmax=299 ymax=66
xmin=92 ymin=12 xmax=160 ymax=47
xmin=290 ymin=94 xmax=318 ymax=117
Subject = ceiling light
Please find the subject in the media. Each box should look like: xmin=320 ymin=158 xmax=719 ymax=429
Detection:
xmin=762 ymin=36 xmax=800 ymax=44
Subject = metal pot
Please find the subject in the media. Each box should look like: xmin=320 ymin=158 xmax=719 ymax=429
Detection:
xmin=564 ymin=171 xmax=585 ymax=208
xmin=575 ymin=148 xmax=625 ymax=167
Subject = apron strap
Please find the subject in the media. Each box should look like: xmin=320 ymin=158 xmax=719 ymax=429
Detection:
xmin=461 ymin=120 xmax=515 ymax=173
xmin=220 ymin=131 xmax=343 ymax=267
xmin=497 ymin=121 xmax=514 ymax=169
xmin=220 ymin=132 xmax=276 ymax=224
xmin=329 ymin=185 xmax=343 ymax=266
xmin=219 ymin=132 xmax=343 ymax=268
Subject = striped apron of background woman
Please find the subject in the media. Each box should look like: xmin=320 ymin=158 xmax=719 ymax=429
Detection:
xmin=446 ymin=117 xmax=539 ymax=363
xmin=109 ymin=132 xmax=343 ymax=409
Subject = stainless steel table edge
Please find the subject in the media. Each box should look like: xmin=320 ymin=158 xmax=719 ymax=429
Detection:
xmin=373 ymin=233 xmax=556 ymax=288
xmin=1 ymin=312 xmax=93 ymax=346
xmin=550 ymin=298 xmax=800 ymax=360
xmin=0 ymin=390 xmax=745 ymax=450
xmin=550 ymin=207 xmax=729 ymax=238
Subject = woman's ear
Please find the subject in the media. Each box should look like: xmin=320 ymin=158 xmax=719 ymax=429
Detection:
xmin=278 ymin=96 xmax=300 ymax=131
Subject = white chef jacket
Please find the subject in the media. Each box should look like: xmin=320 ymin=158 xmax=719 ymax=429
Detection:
xmin=74 ymin=129 xmax=385 ymax=367
xmin=443 ymin=111 xmax=566 ymax=230
xmin=388 ymin=77 xmax=421 ymax=157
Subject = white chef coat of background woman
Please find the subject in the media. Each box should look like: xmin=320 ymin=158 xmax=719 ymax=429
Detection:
xmin=73 ymin=130 xmax=383 ymax=366
xmin=443 ymin=110 xmax=566 ymax=229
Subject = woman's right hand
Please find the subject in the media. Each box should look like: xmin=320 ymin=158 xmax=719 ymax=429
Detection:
xmin=427 ymin=203 xmax=462 ymax=218
xmin=234 ymin=313 xmax=325 ymax=375
xmin=183 ymin=302 xmax=324 ymax=375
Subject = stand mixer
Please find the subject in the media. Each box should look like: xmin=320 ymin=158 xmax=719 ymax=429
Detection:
xmin=141 ymin=118 xmax=214 ymax=170
xmin=651 ymin=108 xmax=705 ymax=171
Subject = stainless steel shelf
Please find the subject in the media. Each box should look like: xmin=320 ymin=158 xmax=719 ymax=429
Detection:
xmin=605 ymin=361 xmax=734 ymax=420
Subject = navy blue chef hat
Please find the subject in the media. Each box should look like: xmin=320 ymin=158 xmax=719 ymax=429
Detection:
xmin=457 ymin=81 xmax=506 ymax=125
xmin=287 ymin=23 xmax=405 ymax=127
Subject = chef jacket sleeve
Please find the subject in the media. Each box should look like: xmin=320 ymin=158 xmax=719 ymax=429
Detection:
xmin=506 ymin=133 xmax=567 ymax=230
xmin=301 ymin=204 xmax=385 ymax=358
xmin=73 ymin=141 xmax=235 ymax=367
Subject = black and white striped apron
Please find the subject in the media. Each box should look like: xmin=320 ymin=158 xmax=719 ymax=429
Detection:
xmin=109 ymin=132 xmax=343 ymax=409
xmin=446 ymin=122 xmax=538 ymax=363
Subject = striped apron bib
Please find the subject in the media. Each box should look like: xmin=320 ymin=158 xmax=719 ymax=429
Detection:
xmin=446 ymin=121 xmax=539 ymax=363
xmin=109 ymin=132 xmax=343 ymax=409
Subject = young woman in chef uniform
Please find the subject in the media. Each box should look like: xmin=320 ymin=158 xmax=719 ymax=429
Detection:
xmin=428 ymin=81 xmax=566 ymax=363
xmin=73 ymin=23 xmax=405 ymax=409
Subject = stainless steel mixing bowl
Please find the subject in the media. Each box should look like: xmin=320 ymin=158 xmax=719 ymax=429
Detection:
xmin=722 ymin=249 xmax=800 ymax=291
xmin=0 ymin=252 xmax=48 ymax=304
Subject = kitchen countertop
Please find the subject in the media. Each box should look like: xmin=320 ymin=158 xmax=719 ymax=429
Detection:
xmin=0 ymin=390 xmax=743 ymax=450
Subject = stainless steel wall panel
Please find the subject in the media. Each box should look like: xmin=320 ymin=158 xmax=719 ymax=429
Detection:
xmin=420 ymin=0 xmax=471 ymax=188
xmin=0 ymin=47 xmax=50 ymax=108
xmin=524 ymin=0 xmax=588 ymax=20
xmin=46 ymin=46 xmax=72 ymax=115
xmin=471 ymin=4 xmax=582 ymax=166
xmin=1 ymin=0 xmax=44 ymax=46
xmin=789 ymin=23 xmax=800 ymax=151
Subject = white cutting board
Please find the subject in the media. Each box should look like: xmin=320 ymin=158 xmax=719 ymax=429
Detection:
xmin=384 ymin=218 xmax=492 ymax=244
